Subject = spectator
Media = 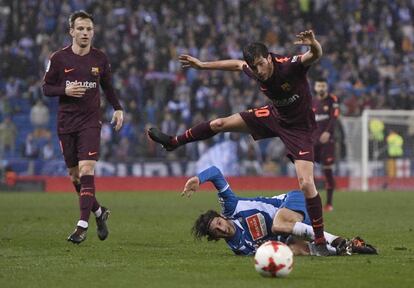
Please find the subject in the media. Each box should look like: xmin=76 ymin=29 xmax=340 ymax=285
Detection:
xmin=23 ymin=133 xmax=39 ymax=159
xmin=0 ymin=116 xmax=17 ymax=157
xmin=0 ymin=0 xmax=412 ymax=171
xmin=42 ymin=140 xmax=55 ymax=160
xmin=30 ymin=99 xmax=50 ymax=129
xmin=4 ymin=165 xmax=17 ymax=187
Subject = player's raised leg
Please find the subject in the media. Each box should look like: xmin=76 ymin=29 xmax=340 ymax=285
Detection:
xmin=148 ymin=113 xmax=251 ymax=151
xmin=294 ymin=160 xmax=329 ymax=256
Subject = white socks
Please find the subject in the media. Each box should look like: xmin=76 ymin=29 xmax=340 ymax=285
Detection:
xmin=292 ymin=222 xmax=338 ymax=244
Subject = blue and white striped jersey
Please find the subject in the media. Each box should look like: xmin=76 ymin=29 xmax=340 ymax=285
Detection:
xmin=198 ymin=166 xmax=294 ymax=256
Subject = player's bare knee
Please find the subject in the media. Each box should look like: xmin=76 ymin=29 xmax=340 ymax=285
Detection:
xmin=79 ymin=167 xmax=94 ymax=176
xmin=79 ymin=164 xmax=95 ymax=176
xmin=298 ymin=178 xmax=314 ymax=193
xmin=210 ymin=118 xmax=224 ymax=132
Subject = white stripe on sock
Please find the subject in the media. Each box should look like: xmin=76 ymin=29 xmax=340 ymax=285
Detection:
xmin=94 ymin=207 xmax=102 ymax=218
xmin=77 ymin=220 xmax=88 ymax=229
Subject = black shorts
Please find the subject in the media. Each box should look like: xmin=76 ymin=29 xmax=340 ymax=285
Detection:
xmin=239 ymin=105 xmax=314 ymax=162
xmin=58 ymin=127 xmax=101 ymax=168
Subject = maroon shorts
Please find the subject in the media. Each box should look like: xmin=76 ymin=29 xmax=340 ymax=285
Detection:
xmin=314 ymin=140 xmax=335 ymax=165
xmin=58 ymin=127 xmax=101 ymax=168
xmin=239 ymin=105 xmax=314 ymax=162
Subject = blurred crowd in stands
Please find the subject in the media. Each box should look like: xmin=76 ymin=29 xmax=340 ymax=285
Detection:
xmin=0 ymin=0 xmax=413 ymax=175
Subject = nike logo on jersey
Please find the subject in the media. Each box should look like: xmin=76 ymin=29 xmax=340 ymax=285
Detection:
xmin=299 ymin=150 xmax=310 ymax=156
xmin=88 ymin=151 xmax=98 ymax=156
xmin=64 ymin=68 xmax=75 ymax=73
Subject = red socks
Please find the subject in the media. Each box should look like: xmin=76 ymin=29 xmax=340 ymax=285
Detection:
xmin=323 ymin=168 xmax=335 ymax=206
xmin=305 ymin=194 xmax=326 ymax=244
xmin=175 ymin=121 xmax=216 ymax=145
xmin=79 ymin=175 xmax=95 ymax=223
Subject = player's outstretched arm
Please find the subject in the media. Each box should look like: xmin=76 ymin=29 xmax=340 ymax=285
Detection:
xmin=181 ymin=166 xmax=229 ymax=197
xmin=294 ymin=30 xmax=322 ymax=67
xmin=179 ymin=54 xmax=246 ymax=71
xmin=182 ymin=176 xmax=200 ymax=197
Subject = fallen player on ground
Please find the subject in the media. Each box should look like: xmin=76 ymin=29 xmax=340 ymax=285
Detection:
xmin=183 ymin=166 xmax=377 ymax=256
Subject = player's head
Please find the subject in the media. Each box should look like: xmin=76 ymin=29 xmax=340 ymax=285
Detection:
xmin=314 ymin=78 xmax=328 ymax=97
xmin=69 ymin=10 xmax=94 ymax=48
xmin=192 ymin=210 xmax=236 ymax=241
xmin=243 ymin=42 xmax=273 ymax=81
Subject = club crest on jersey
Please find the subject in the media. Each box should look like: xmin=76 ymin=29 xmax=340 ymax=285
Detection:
xmin=323 ymin=105 xmax=329 ymax=111
xmin=246 ymin=213 xmax=267 ymax=241
xmin=291 ymin=55 xmax=300 ymax=62
xmin=281 ymin=82 xmax=291 ymax=92
xmin=91 ymin=67 xmax=100 ymax=76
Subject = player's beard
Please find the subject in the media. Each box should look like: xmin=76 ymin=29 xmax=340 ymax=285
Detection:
xmin=259 ymin=72 xmax=270 ymax=81
xmin=318 ymin=91 xmax=327 ymax=98
xmin=78 ymin=38 xmax=91 ymax=48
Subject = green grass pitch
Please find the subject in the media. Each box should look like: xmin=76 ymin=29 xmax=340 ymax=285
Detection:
xmin=1 ymin=190 xmax=413 ymax=288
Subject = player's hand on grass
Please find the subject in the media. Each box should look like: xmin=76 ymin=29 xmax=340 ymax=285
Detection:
xmin=179 ymin=55 xmax=203 ymax=69
xmin=182 ymin=176 xmax=200 ymax=197
xmin=65 ymin=83 xmax=87 ymax=97
xmin=319 ymin=131 xmax=330 ymax=144
xmin=111 ymin=110 xmax=124 ymax=131
xmin=294 ymin=30 xmax=317 ymax=46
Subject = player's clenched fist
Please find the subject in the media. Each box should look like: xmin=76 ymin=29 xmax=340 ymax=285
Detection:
xmin=182 ymin=176 xmax=200 ymax=197
xmin=65 ymin=83 xmax=87 ymax=97
xmin=179 ymin=54 xmax=203 ymax=69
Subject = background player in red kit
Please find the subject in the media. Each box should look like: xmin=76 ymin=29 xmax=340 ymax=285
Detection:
xmin=42 ymin=11 xmax=124 ymax=244
xmin=149 ymin=30 xmax=331 ymax=255
xmin=312 ymin=79 xmax=339 ymax=212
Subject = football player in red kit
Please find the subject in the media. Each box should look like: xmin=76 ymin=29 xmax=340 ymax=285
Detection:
xmin=312 ymin=79 xmax=339 ymax=212
xmin=149 ymin=31 xmax=331 ymax=255
xmin=43 ymin=11 xmax=124 ymax=244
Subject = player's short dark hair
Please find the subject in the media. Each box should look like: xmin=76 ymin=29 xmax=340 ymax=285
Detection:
xmin=69 ymin=10 xmax=94 ymax=28
xmin=243 ymin=42 xmax=269 ymax=67
xmin=192 ymin=210 xmax=221 ymax=241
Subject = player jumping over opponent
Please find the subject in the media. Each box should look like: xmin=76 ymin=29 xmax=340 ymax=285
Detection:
xmin=184 ymin=166 xmax=377 ymax=256
xmin=312 ymin=79 xmax=340 ymax=212
xmin=149 ymin=30 xmax=330 ymax=255
xmin=42 ymin=11 xmax=124 ymax=244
